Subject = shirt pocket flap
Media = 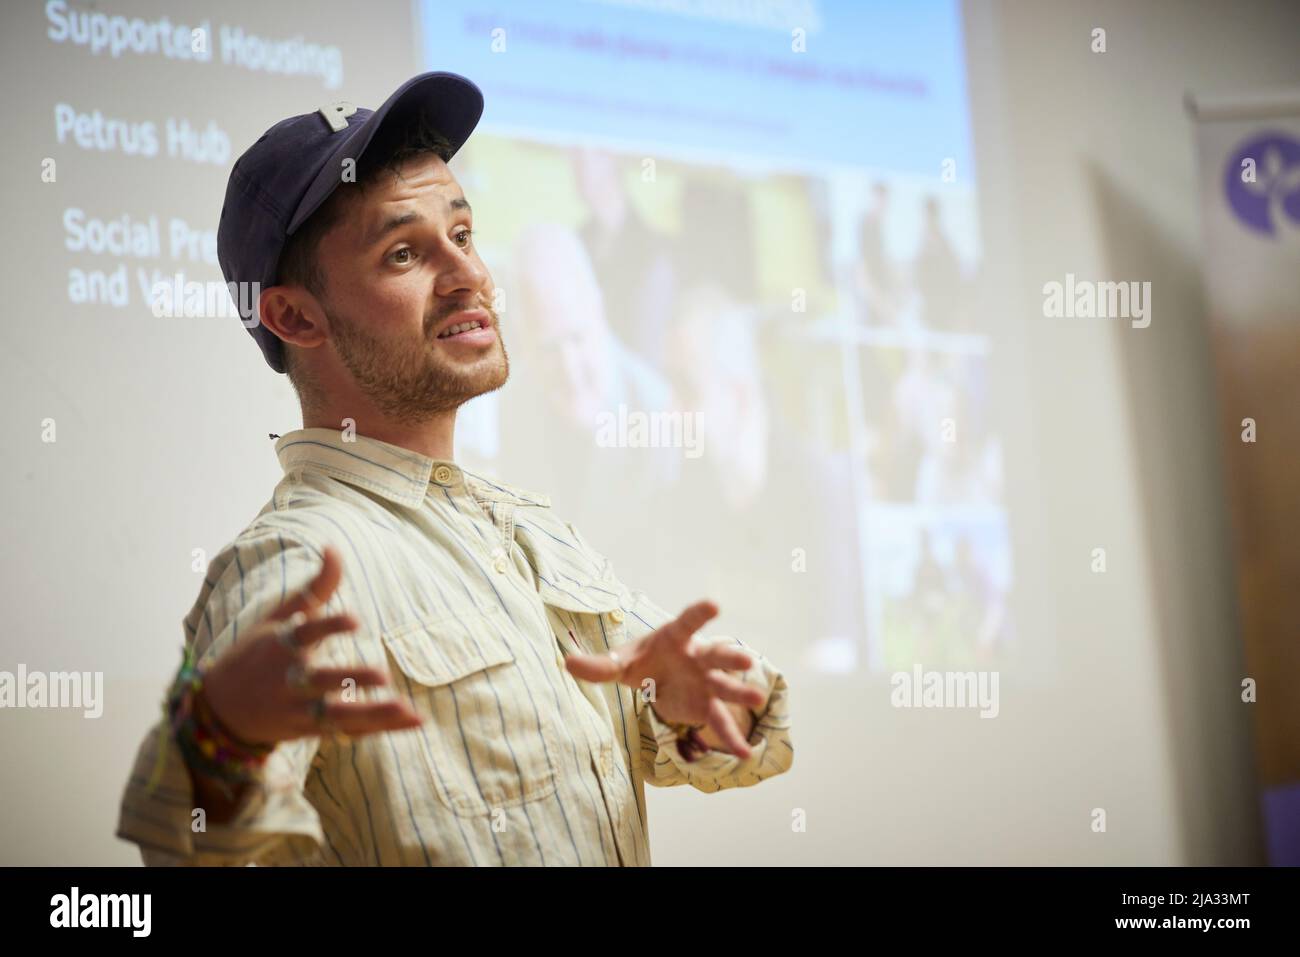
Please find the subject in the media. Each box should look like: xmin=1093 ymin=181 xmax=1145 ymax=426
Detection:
xmin=379 ymin=608 xmax=514 ymax=687
xmin=534 ymin=573 xmax=625 ymax=615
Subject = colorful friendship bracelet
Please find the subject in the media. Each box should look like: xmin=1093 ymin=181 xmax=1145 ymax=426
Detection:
xmin=148 ymin=646 xmax=273 ymax=800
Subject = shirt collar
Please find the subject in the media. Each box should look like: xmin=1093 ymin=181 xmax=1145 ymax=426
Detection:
xmin=274 ymin=428 xmax=550 ymax=508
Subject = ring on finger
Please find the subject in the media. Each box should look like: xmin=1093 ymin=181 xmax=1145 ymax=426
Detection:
xmin=285 ymin=662 xmax=312 ymax=692
xmin=275 ymin=611 xmax=308 ymax=651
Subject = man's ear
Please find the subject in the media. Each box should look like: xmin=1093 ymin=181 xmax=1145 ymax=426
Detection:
xmin=258 ymin=284 xmax=328 ymax=351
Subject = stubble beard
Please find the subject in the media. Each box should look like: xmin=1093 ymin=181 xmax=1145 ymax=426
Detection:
xmin=328 ymin=301 xmax=510 ymax=424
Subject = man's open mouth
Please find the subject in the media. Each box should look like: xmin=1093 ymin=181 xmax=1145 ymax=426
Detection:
xmin=437 ymin=318 xmax=487 ymax=339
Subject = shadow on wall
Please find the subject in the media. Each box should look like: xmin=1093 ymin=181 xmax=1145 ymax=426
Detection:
xmin=1085 ymin=158 xmax=1263 ymax=865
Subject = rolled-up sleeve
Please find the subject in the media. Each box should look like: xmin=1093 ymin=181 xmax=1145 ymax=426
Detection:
xmin=116 ymin=530 xmax=330 ymax=866
xmin=624 ymin=593 xmax=795 ymax=793
xmin=117 ymin=719 xmax=323 ymax=866
xmin=559 ymin=521 xmax=795 ymax=794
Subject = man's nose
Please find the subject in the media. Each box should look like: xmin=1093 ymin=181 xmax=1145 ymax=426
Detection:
xmin=432 ymin=245 xmax=489 ymax=301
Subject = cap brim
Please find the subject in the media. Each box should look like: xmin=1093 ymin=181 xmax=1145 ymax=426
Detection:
xmin=286 ymin=71 xmax=484 ymax=236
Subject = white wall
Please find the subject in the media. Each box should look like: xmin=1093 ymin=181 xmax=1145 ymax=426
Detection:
xmin=954 ymin=0 xmax=1300 ymax=864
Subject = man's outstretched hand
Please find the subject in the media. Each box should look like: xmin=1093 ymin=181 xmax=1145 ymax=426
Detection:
xmin=188 ymin=546 xmax=423 ymax=823
xmin=202 ymin=545 xmax=423 ymax=748
xmin=563 ymin=601 xmax=767 ymax=758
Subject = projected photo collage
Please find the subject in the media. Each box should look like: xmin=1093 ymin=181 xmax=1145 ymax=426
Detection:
xmin=422 ymin=0 xmax=1012 ymax=676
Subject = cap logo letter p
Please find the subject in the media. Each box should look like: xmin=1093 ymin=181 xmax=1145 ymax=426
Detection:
xmin=318 ymin=101 xmax=357 ymax=133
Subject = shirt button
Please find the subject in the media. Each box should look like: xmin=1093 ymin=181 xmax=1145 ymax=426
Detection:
xmin=493 ymin=555 xmax=509 ymax=574
xmin=609 ymin=608 xmax=625 ymax=624
xmin=433 ymin=465 xmax=453 ymax=484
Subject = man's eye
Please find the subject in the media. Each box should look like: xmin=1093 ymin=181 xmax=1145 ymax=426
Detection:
xmin=454 ymin=228 xmax=473 ymax=248
xmin=390 ymin=248 xmax=413 ymax=265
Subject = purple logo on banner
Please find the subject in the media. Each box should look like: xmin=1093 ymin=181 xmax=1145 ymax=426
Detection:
xmin=1224 ymin=132 xmax=1300 ymax=237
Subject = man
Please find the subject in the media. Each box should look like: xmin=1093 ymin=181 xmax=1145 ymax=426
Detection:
xmin=116 ymin=72 xmax=793 ymax=866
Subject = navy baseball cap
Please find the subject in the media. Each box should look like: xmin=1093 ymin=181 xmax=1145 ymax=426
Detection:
xmin=217 ymin=72 xmax=484 ymax=373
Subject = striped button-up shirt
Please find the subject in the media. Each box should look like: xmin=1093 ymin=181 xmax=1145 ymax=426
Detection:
xmin=117 ymin=427 xmax=794 ymax=866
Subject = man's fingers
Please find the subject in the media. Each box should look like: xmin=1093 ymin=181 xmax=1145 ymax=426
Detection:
xmin=705 ymin=671 xmax=768 ymax=710
xmin=661 ymin=601 xmax=719 ymax=647
xmin=293 ymin=698 xmax=423 ymax=738
xmin=695 ymin=644 xmax=753 ymax=672
xmin=705 ymin=698 xmax=752 ymax=758
xmin=276 ymin=612 xmax=359 ymax=651
xmin=270 ymin=545 xmax=345 ymax=622
xmin=326 ymin=699 xmax=423 ymax=737
xmin=292 ymin=665 xmax=391 ymax=697
xmin=563 ymin=651 xmax=625 ymax=683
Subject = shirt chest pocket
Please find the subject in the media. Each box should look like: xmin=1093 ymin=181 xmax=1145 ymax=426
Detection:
xmin=379 ymin=607 xmax=561 ymax=818
xmin=534 ymin=574 xmax=634 ymax=657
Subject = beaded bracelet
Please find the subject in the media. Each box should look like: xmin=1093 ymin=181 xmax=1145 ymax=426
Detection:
xmin=658 ymin=708 xmax=760 ymax=763
xmin=149 ymin=645 xmax=274 ymax=800
xmin=676 ymin=725 xmax=711 ymax=763
xmin=649 ymin=704 xmax=710 ymax=763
